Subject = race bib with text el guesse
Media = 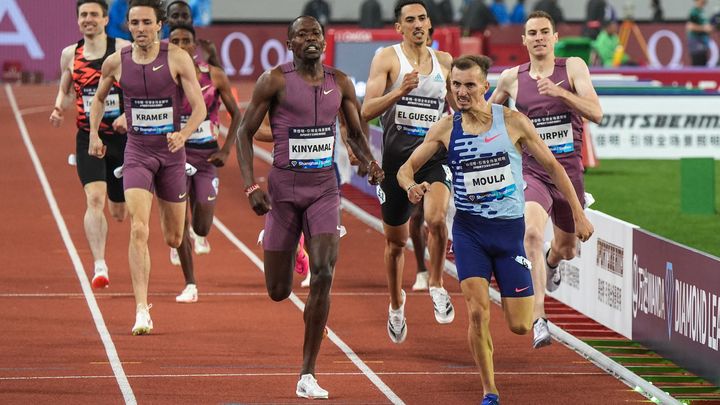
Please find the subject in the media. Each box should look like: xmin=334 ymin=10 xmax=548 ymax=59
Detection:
xmin=462 ymin=153 xmax=516 ymax=203
xmin=395 ymin=95 xmax=441 ymax=137
xmin=532 ymin=113 xmax=574 ymax=154
xmin=289 ymin=125 xmax=334 ymax=169
xmin=82 ymin=86 xmax=121 ymax=118
xmin=131 ymin=98 xmax=174 ymax=135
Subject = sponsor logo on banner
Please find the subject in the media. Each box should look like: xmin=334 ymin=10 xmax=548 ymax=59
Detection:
xmin=632 ymin=229 xmax=720 ymax=386
xmin=588 ymin=96 xmax=720 ymax=159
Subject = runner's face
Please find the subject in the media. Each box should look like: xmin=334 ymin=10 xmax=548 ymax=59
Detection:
xmin=288 ymin=18 xmax=325 ymax=61
xmin=77 ymin=3 xmax=108 ymax=37
xmin=451 ymin=66 xmax=488 ymax=112
xmin=396 ymin=4 xmax=430 ymax=47
xmin=167 ymin=4 xmax=192 ymax=26
xmin=522 ymin=17 xmax=558 ymax=57
xmin=169 ymin=29 xmax=195 ymax=56
xmin=128 ymin=6 xmax=162 ymax=47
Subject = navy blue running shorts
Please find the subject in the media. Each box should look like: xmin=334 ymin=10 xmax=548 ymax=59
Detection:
xmin=452 ymin=210 xmax=534 ymax=298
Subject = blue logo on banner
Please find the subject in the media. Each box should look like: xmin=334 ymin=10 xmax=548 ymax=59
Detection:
xmin=665 ymin=262 xmax=674 ymax=341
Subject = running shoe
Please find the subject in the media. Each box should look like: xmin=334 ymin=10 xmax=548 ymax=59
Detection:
xmin=532 ymin=318 xmax=552 ymax=349
xmin=387 ymin=290 xmax=407 ymax=344
xmin=545 ymin=242 xmax=561 ymax=292
xmin=170 ymin=248 xmax=181 ymax=266
xmin=429 ymin=286 xmax=455 ymax=324
xmin=296 ymin=373 xmax=329 ymax=399
xmin=300 ymin=272 xmax=311 ymax=288
xmin=411 ymin=271 xmax=429 ymax=291
xmin=91 ymin=267 xmax=109 ymax=289
xmin=295 ymin=235 xmax=309 ymax=276
xmin=176 ymin=284 xmax=198 ymax=303
xmin=482 ymin=393 xmax=500 ymax=405
xmin=193 ymin=236 xmax=211 ymax=255
xmin=132 ymin=303 xmax=153 ymax=336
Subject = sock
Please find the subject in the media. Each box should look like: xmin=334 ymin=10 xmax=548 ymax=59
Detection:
xmin=94 ymin=259 xmax=107 ymax=271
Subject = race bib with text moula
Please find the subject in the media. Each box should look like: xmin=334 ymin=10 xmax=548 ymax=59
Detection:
xmin=461 ymin=153 xmax=516 ymax=203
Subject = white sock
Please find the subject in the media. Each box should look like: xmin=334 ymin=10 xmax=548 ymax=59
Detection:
xmin=94 ymin=259 xmax=107 ymax=271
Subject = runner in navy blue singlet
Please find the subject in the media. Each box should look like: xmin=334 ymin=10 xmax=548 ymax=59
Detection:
xmin=398 ymin=55 xmax=593 ymax=405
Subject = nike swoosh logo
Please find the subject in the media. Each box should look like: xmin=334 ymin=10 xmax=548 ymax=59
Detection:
xmin=323 ymin=89 xmax=333 ymax=95
xmin=178 ymin=192 xmax=187 ymax=199
xmin=484 ymin=134 xmax=501 ymax=143
xmin=152 ymin=64 xmax=164 ymax=72
xmin=515 ymin=286 xmax=530 ymax=293
xmin=208 ymin=195 xmax=216 ymax=201
xmin=200 ymin=85 xmax=211 ymax=92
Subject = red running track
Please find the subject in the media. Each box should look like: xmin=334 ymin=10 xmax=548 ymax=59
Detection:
xmin=0 ymin=84 xmax=645 ymax=404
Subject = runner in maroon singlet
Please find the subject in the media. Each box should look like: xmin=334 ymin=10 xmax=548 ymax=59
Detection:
xmin=50 ymin=0 xmax=131 ymax=290
xmin=87 ymin=0 xmax=206 ymax=336
xmin=234 ymin=16 xmax=383 ymax=399
xmin=489 ymin=10 xmax=602 ymax=349
xmin=167 ymin=23 xmax=241 ymax=303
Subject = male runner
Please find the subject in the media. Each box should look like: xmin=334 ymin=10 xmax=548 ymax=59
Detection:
xmin=362 ymin=0 xmax=456 ymax=343
xmin=234 ymin=16 xmax=383 ymax=399
xmin=88 ymin=0 xmax=206 ymax=335
xmin=398 ymin=54 xmax=593 ymax=405
xmin=168 ymin=23 xmax=241 ymax=303
xmin=50 ymin=0 xmax=131 ymax=289
xmin=489 ymin=10 xmax=602 ymax=348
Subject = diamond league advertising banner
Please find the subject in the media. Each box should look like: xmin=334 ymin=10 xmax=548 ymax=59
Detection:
xmin=632 ymin=229 xmax=720 ymax=385
xmin=1 ymin=0 xmax=78 ymax=81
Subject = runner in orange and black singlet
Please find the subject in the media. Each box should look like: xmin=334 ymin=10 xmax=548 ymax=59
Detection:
xmin=72 ymin=36 xmax=127 ymax=203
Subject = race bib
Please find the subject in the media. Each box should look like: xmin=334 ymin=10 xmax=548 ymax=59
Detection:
xmin=131 ymin=98 xmax=174 ymax=135
xmin=288 ymin=125 xmax=334 ymax=169
xmin=532 ymin=113 xmax=574 ymax=154
xmin=81 ymin=86 xmax=121 ymax=118
xmin=395 ymin=95 xmax=441 ymax=137
xmin=181 ymin=116 xmax=216 ymax=144
xmin=462 ymin=153 xmax=516 ymax=203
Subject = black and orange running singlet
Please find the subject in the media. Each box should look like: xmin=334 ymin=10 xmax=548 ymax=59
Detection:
xmin=73 ymin=36 xmax=123 ymax=135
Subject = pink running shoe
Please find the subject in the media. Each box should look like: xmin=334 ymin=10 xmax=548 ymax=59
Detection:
xmin=295 ymin=234 xmax=309 ymax=276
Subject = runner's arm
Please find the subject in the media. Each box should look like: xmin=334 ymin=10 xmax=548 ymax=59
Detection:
xmin=208 ymin=65 xmax=240 ymax=166
xmin=548 ymin=57 xmax=602 ymax=124
xmin=88 ymin=52 xmax=121 ymax=157
xmin=174 ymin=48 xmax=207 ymax=141
xmin=235 ymin=69 xmax=280 ymax=188
xmin=50 ymin=46 xmax=76 ymax=127
xmin=253 ymin=113 xmax=273 ymax=142
xmin=488 ymin=67 xmax=514 ymax=105
xmin=361 ymin=48 xmax=415 ymax=121
xmin=337 ymin=71 xmax=383 ymax=184
xmin=397 ymin=116 xmax=451 ymax=203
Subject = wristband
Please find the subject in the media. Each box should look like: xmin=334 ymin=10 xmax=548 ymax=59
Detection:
xmin=406 ymin=183 xmax=418 ymax=193
xmin=244 ymin=183 xmax=260 ymax=196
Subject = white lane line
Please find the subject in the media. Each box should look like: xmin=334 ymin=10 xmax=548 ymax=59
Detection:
xmin=0 ymin=291 xmax=440 ymax=298
xmin=0 ymin=370 xmax=607 ymax=381
xmin=212 ymin=218 xmax=405 ymax=405
xmin=4 ymin=84 xmax=136 ymax=405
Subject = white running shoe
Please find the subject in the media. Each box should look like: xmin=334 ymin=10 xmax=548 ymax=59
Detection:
xmin=296 ymin=373 xmax=328 ymax=399
xmin=113 ymin=165 xmax=123 ymax=179
xmin=132 ymin=304 xmax=153 ymax=336
xmin=387 ymin=290 xmax=407 ymax=344
xmin=411 ymin=271 xmax=429 ymax=291
xmin=91 ymin=267 xmax=109 ymax=289
xmin=300 ymin=272 xmax=311 ymax=288
xmin=185 ymin=163 xmax=197 ymax=176
xmin=176 ymin=284 xmax=198 ymax=303
xmin=429 ymin=286 xmax=455 ymax=324
xmin=545 ymin=242 xmax=561 ymax=292
xmin=170 ymin=248 xmax=181 ymax=266
xmin=193 ymin=236 xmax=211 ymax=255
xmin=532 ymin=318 xmax=552 ymax=348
